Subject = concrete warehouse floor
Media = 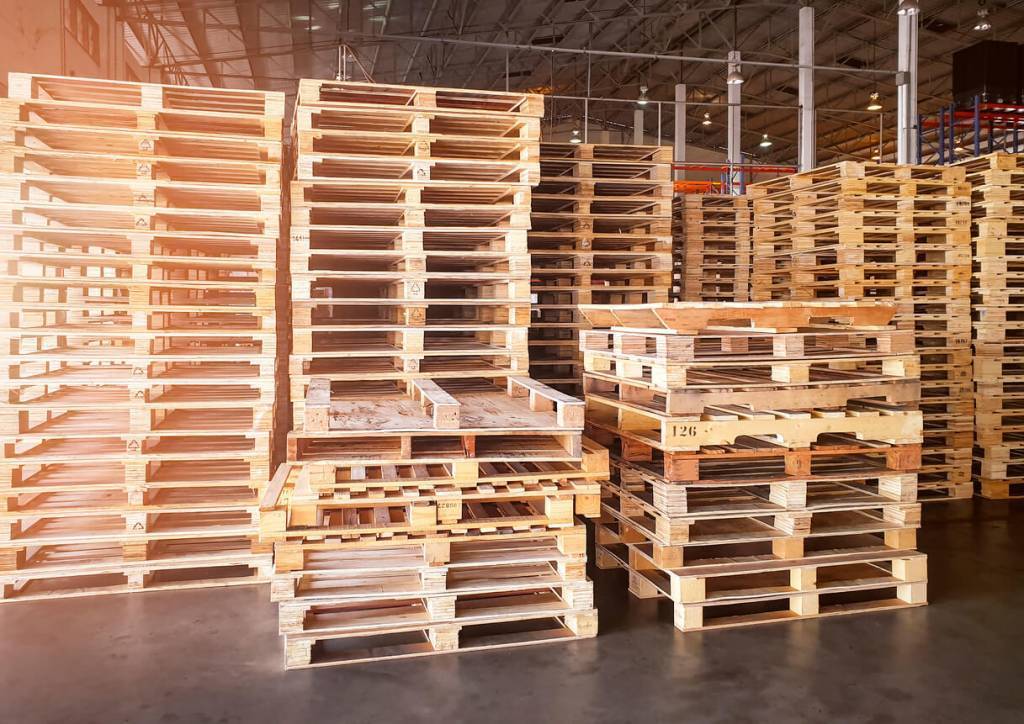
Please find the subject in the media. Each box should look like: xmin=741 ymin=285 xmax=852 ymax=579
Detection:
xmin=2 ymin=501 xmax=1022 ymax=724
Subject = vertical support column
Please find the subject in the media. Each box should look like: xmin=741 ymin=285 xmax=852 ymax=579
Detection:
xmin=797 ymin=4 xmax=815 ymax=171
xmin=896 ymin=10 xmax=919 ymax=163
xmin=974 ymin=96 xmax=982 ymax=157
xmin=948 ymin=103 xmax=955 ymax=161
xmin=633 ymin=108 xmax=644 ymax=145
xmin=674 ymin=83 xmax=687 ymax=181
xmin=727 ymin=50 xmax=742 ymax=193
xmin=937 ymin=107 xmax=945 ymax=165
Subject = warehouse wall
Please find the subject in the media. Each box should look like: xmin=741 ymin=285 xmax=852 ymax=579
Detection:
xmin=0 ymin=0 xmax=132 ymax=93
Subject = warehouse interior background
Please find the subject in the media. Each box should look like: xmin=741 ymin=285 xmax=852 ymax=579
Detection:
xmin=10 ymin=0 xmax=1024 ymax=164
xmin=2 ymin=1 xmax=1023 ymax=722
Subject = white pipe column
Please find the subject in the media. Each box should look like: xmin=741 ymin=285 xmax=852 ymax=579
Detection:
xmin=674 ymin=83 xmax=686 ymax=180
xmin=633 ymin=108 xmax=644 ymax=145
xmin=798 ymin=4 xmax=816 ymax=171
xmin=897 ymin=9 xmax=919 ymax=163
xmin=727 ymin=50 xmax=742 ymax=192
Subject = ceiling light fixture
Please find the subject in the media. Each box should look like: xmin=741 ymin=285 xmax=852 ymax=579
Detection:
xmin=974 ymin=2 xmax=992 ymax=31
xmin=867 ymin=91 xmax=883 ymax=111
xmin=726 ymin=68 xmax=745 ymax=85
xmin=569 ymin=128 xmax=583 ymax=144
xmin=637 ymin=85 xmax=649 ymax=106
xmin=897 ymin=0 xmax=920 ymax=16
xmin=702 ymin=112 xmax=712 ymax=126
xmin=759 ymin=133 xmax=773 ymax=148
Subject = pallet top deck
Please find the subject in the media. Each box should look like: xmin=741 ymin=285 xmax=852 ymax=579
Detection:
xmin=578 ymin=301 xmax=898 ymax=333
xmin=8 ymin=73 xmax=285 ymax=118
xmin=296 ymin=78 xmax=544 ymax=118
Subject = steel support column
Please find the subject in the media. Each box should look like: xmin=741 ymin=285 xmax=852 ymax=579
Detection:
xmin=896 ymin=11 xmax=919 ymax=163
xmin=634 ymin=108 xmax=644 ymax=145
xmin=798 ymin=5 xmax=815 ymax=171
xmin=674 ymin=84 xmax=686 ymax=181
xmin=727 ymin=50 xmax=742 ymax=192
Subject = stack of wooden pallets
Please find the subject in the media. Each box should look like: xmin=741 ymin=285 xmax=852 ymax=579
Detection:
xmin=750 ymin=162 xmax=973 ymax=501
xmin=528 ymin=143 xmax=673 ymax=396
xmin=263 ymin=79 xmax=602 ymax=669
xmin=958 ymin=152 xmax=1024 ymax=499
xmin=0 ymin=73 xmax=284 ymax=600
xmin=673 ymin=193 xmax=751 ymax=302
xmin=581 ymin=301 xmax=927 ymax=631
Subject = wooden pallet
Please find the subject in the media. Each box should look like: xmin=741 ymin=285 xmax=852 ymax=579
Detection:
xmin=675 ymin=193 xmax=752 ymax=302
xmin=751 ymin=162 xmax=973 ymax=502
xmin=600 ymin=483 xmax=919 ymax=550
xmin=610 ymin=456 xmax=918 ymax=517
xmin=954 ymin=154 xmax=1024 ymax=499
xmin=296 ymin=79 xmax=543 ymax=117
xmin=278 ymin=573 xmax=593 ymax=635
xmin=265 ymin=513 xmax=590 ymax=574
xmin=975 ymin=477 xmax=1024 ymax=500
xmin=594 ymin=513 xmax=918 ymax=573
xmin=585 ymin=395 xmax=922 ymax=452
xmin=0 ymin=549 xmax=272 ymax=602
xmin=597 ymin=537 xmax=926 ymax=632
xmin=582 ymin=299 xmax=927 ymax=629
xmin=269 ymin=536 xmax=587 ymax=599
xmin=263 ymin=473 xmax=600 ymax=541
xmin=0 ymin=73 xmax=283 ymax=600
xmin=528 ymin=142 xmax=672 ymax=394
xmin=283 ymin=606 xmax=596 ymax=669
xmin=277 ymin=79 xmax=613 ymax=666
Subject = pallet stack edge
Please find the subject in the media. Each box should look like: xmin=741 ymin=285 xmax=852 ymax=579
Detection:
xmin=0 ymin=73 xmax=285 ymax=600
xmin=261 ymin=79 xmax=605 ymax=669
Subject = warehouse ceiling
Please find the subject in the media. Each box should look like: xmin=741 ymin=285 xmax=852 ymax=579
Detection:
xmin=111 ymin=0 xmax=1024 ymax=164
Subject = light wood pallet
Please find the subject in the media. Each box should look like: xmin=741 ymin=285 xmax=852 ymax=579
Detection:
xmin=288 ymin=83 xmax=543 ymax=421
xmin=283 ymin=597 xmax=595 ymax=669
xmin=0 ymin=73 xmax=284 ymax=600
xmin=609 ymin=454 xmax=919 ymax=520
xmin=954 ymin=153 xmax=1024 ymax=498
xmin=675 ymin=193 xmax=751 ymax=302
xmin=596 ymin=527 xmax=926 ymax=632
xmin=580 ymin=299 xmax=927 ymax=632
xmin=262 ymin=455 xmax=603 ymax=669
xmin=278 ymin=79 xmax=613 ymax=668
xmin=750 ymin=162 xmax=973 ymax=501
xmin=527 ymin=142 xmax=673 ymax=394
xmin=262 ymin=460 xmax=599 ymax=669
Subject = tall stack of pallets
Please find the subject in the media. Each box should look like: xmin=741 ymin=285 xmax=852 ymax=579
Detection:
xmin=0 ymin=73 xmax=284 ymax=599
xmin=262 ymin=80 xmax=602 ymax=669
xmin=674 ymin=193 xmax=751 ymax=302
xmin=581 ymin=301 xmax=927 ymax=631
xmin=750 ymin=162 xmax=973 ymax=501
xmin=528 ymin=143 xmax=673 ymax=396
xmin=958 ymin=152 xmax=1024 ymax=500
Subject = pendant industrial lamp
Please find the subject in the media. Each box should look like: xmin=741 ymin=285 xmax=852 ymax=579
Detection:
xmin=866 ymin=21 xmax=883 ymax=112
xmin=726 ymin=5 xmax=744 ymax=85
xmin=897 ymin=0 xmax=920 ymax=16
xmin=974 ymin=1 xmax=992 ymax=31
